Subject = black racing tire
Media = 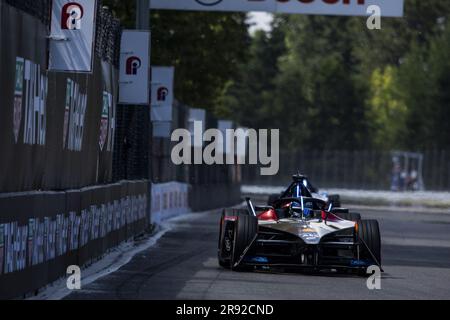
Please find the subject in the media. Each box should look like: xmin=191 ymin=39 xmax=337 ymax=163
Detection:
xmin=328 ymin=194 xmax=341 ymax=208
xmin=231 ymin=211 xmax=258 ymax=271
xmin=267 ymin=194 xmax=280 ymax=206
xmin=345 ymin=212 xmax=361 ymax=221
xmin=332 ymin=209 xmax=361 ymax=222
xmin=217 ymin=209 xmax=235 ymax=269
xmin=332 ymin=208 xmax=349 ymax=215
xmin=358 ymin=220 xmax=382 ymax=266
xmin=219 ymin=259 xmax=230 ymax=269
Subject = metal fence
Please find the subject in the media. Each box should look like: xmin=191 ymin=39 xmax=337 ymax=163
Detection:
xmin=242 ymin=150 xmax=450 ymax=191
xmin=4 ymin=0 xmax=51 ymax=25
xmin=150 ymin=101 xmax=242 ymax=211
xmin=113 ymin=106 xmax=151 ymax=182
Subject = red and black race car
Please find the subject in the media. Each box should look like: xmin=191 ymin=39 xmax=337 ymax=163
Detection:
xmin=267 ymin=174 xmax=342 ymax=210
xmin=218 ymin=175 xmax=382 ymax=275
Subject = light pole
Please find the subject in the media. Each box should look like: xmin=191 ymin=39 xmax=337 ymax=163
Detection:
xmin=135 ymin=0 xmax=152 ymax=223
xmin=136 ymin=0 xmax=150 ymax=30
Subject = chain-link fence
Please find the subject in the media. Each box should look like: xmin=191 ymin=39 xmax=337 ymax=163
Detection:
xmin=4 ymin=0 xmax=51 ymax=25
xmin=4 ymin=0 xmax=121 ymax=67
xmin=95 ymin=2 xmax=122 ymax=68
xmin=149 ymin=100 xmax=242 ymax=211
xmin=113 ymin=106 xmax=151 ymax=181
xmin=242 ymin=149 xmax=450 ymax=191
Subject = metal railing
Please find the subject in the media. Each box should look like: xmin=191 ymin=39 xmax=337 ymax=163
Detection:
xmin=242 ymin=150 xmax=450 ymax=191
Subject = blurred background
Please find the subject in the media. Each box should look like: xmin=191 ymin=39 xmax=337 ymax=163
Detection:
xmin=105 ymin=0 xmax=450 ymax=191
xmin=2 ymin=0 xmax=450 ymax=300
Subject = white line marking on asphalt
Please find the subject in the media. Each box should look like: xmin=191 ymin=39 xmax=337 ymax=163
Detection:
xmin=383 ymin=237 xmax=450 ymax=248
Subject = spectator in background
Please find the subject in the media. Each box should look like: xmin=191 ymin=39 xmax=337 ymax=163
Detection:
xmin=391 ymin=158 xmax=402 ymax=191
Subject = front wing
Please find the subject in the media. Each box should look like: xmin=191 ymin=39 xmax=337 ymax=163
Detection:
xmin=235 ymin=226 xmax=374 ymax=271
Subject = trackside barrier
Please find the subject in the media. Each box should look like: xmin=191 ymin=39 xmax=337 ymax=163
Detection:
xmin=0 ymin=0 xmax=242 ymax=299
xmin=151 ymin=182 xmax=190 ymax=225
xmin=0 ymin=0 xmax=121 ymax=193
xmin=0 ymin=180 xmax=149 ymax=299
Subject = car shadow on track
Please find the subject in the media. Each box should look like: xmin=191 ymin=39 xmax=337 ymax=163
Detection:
xmin=227 ymin=267 xmax=369 ymax=279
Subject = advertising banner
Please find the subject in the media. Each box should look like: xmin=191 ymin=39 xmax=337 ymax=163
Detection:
xmin=119 ymin=30 xmax=151 ymax=105
xmin=150 ymin=0 xmax=404 ymax=17
xmin=49 ymin=0 xmax=98 ymax=72
xmin=0 ymin=224 xmax=4 ymax=275
xmin=151 ymin=182 xmax=190 ymax=225
xmin=151 ymin=66 xmax=175 ymax=121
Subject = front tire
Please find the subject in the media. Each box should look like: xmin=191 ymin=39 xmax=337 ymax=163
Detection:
xmin=218 ymin=209 xmax=257 ymax=270
xmin=231 ymin=212 xmax=257 ymax=268
xmin=358 ymin=220 xmax=382 ymax=266
xmin=332 ymin=209 xmax=361 ymax=221
xmin=218 ymin=209 xmax=234 ymax=269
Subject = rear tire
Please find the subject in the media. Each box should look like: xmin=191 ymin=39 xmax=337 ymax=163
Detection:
xmin=217 ymin=209 xmax=236 ymax=269
xmin=347 ymin=212 xmax=362 ymax=221
xmin=267 ymin=194 xmax=280 ymax=206
xmin=328 ymin=194 xmax=341 ymax=208
xmin=358 ymin=220 xmax=381 ymax=266
xmin=332 ymin=208 xmax=349 ymax=215
xmin=332 ymin=209 xmax=361 ymax=222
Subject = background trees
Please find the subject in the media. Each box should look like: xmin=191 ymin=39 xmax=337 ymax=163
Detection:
xmin=104 ymin=0 xmax=450 ymax=151
xmin=223 ymin=1 xmax=450 ymax=151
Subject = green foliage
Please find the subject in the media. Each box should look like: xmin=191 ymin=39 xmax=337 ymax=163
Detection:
xmin=366 ymin=66 xmax=407 ymax=149
xmin=398 ymin=19 xmax=450 ymax=150
xmin=102 ymin=1 xmax=250 ymax=111
xmin=102 ymin=0 xmax=136 ymax=28
xmin=217 ymin=20 xmax=286 ymax=129
xmin=104 ymin=0 xmax=450 ymax=151
xmin=150 ymin=11 xmax=250 ymax=110
xmin=222 ymin=0 xmax=450 ymax=151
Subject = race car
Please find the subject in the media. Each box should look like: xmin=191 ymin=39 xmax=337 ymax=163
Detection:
xmin=218 ymin=195 xmax=382 ymax=276
xmin=268 ymin=174 xmax=342 ymax=209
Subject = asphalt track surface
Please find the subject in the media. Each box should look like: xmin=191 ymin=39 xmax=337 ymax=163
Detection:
xmin=66 ymin=204 xmax=450 ymax=300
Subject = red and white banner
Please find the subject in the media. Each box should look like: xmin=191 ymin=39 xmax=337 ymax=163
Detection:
xmin=151 ymin=66 xmax=175 ymax=121
xmin=150 ymin=0 xmax=404 ymax=17
xmin=49 ymin=0 xmax=98 ymax=72
xmin=119 ymin=30 xmax=151 ymax=105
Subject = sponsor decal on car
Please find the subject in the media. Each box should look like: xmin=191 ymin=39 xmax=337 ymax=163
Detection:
xmin=350 ymin=259 xmax=371 ymax=267
xmin=245 ymin=256 xmax=269 ymax=264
